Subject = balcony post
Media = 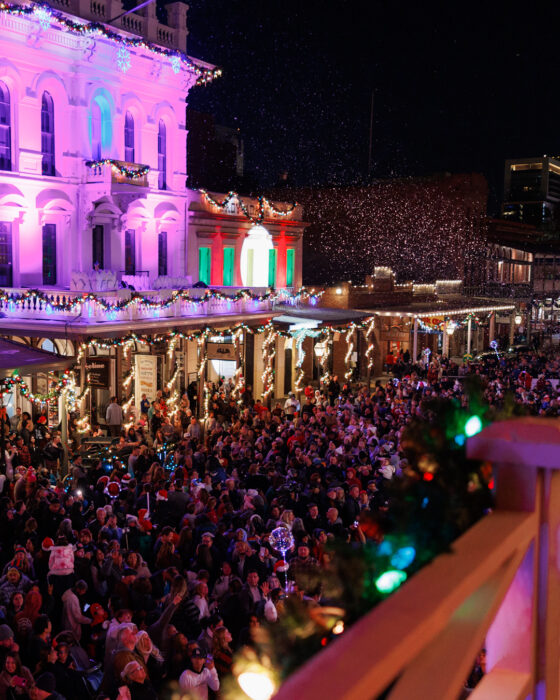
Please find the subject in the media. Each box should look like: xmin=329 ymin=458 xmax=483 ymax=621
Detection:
xmin=468 ymin=419 xmax=560 ymax=699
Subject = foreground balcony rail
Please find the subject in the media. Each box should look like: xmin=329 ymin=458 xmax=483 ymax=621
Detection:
xmin=274 ymin=417 xmax=560 ymax=700
xmin=0 ymin=286 xmax=306 ymax=324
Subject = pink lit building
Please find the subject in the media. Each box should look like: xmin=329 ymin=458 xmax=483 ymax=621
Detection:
xmin=0 ymin=0 xmax=307 ymax=418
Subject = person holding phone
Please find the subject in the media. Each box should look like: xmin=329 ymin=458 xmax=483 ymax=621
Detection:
xmin=178 ymin=648 xmax=219 ymax=699
xmin=0 ymin=652 xmax=34 ymax=698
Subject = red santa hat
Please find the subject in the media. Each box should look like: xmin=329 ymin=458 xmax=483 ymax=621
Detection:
xmin=41 ymin=537 xmax=54 ymax=552
xmin=106 ymin=481 xmax=121 ymax=498
xmin=156 ymin=489 xmax=168 ymax=502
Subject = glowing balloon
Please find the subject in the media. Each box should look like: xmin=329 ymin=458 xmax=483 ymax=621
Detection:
xmin=270 ymin=527 xmax=294 ymax=555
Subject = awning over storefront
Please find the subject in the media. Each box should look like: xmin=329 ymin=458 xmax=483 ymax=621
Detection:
xmin=0 ymin=338 xmax=74 ymax=377
xmin=273 ymin=307 xmax=370 ymax=328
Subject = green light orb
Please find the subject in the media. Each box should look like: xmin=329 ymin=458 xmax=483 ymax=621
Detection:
xmin=464 ymin=415 xmax=483 ymax=437
xmin=375 ymin=570 xmax=407 ymax=594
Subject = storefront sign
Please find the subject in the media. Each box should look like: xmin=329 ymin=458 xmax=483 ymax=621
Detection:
xmin=135 ymin=355 xmax=158 ymax=407
xmin=86 ymin=358 xmax=110 ymax=388
xmin=207 ymin=342 xmax=236 ymax=361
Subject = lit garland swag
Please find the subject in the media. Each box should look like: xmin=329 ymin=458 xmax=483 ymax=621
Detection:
xmin=220 ymin=381 xmax=495 ymax=696
xmin=1 ymin=1 xmax=221 ymax=86
xmin=85 ymin=160 xmax=150 ymax=179
xmin=200 ymin=189 xmax=298 ymax=225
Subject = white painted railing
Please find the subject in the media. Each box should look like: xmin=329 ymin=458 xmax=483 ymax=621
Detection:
xmin=0 ymin=287 xmax=282 ymax=324
xmin=273 ymin=418 xmax=560 ymax=700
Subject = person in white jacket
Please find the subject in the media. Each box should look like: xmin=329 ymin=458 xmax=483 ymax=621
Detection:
xmin=61 ymin=580 xmax=91 ymax=641
xmin=179 ymin=649 xmax=219 ymax=700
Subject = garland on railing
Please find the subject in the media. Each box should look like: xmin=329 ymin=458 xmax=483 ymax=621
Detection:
xmin=0 ymin=287 xmax=322 ymax=314
xmin=200 ymin=190 xmax=298 ymax=225
xmin=85 ymin=159 xmax=150 ymax=179
xmin=0 ymin=371 xmax=86 ymax=406
xmin=0 ymin=1 xmax=222 ymax=85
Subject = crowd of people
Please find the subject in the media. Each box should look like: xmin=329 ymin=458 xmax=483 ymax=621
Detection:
xmin=0 ymin=345 xmax=557 ymax=699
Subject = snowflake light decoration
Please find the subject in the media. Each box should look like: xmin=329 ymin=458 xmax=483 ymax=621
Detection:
xmin=170 ymin=55 xmax=181 ymax=74
xmin=34 ymin=5 xmax=52 ymax=30
xmin=116 ymin=46 xmax=131 ymax=73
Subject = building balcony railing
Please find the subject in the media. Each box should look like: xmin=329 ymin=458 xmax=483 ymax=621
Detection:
xmin=84 ymin=160 xmax=150 ymax=189
xmin=274 ymin=418 xmax=560 ymax=700
xmin=0 ymin=286 xmax=294 ymax=325
xmin=46 ymin=0 xmax=185 ymax=50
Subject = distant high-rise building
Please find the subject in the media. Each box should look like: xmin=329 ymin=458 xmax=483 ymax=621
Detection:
xmin=502 ymin=156 xmax=560 ymax=229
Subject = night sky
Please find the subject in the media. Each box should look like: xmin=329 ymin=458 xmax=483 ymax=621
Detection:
xmin=185 ymin=1 xmax=560 ymax=212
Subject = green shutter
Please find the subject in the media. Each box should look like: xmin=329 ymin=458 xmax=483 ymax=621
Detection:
xmin=223 ymin=247 xmax=234 ymax=286
xmin=268 ymin=248 xmax=277 ymax=287
xmin=199 ymin=247 xmax=211 ymax=285
xmin=286 ymin=248 xmax=295 ymax=287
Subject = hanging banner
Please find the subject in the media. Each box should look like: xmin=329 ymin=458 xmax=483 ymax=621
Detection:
xmin=134 ymin=354 xmax=158 ymax=408
xmin=207 ymin=342 xmax=236 ymax=361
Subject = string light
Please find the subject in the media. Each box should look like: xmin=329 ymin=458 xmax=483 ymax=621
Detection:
xmin=293 ymin=328 xmax=321 ymax=393
xmin=166 ymin=365 xmax=180 ymax=390
xmin=167 ymin=335 xmax=178 ymax=360
xmin=261 ymin=325 xmax=276 ymax=399
xmin=123 ymin=367 xmax=135 ymax=389
xmin=203 ymin=382 xmax=210 ymax=420
xmin=344 ymin=326 xmax=355 ymax=382
xmin=365 ymin=318 xmax=375 ymax=371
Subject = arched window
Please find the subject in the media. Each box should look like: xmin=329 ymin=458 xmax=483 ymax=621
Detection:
xmin=124 ymin=111 xmax=134 ymax=162
xmin=91 ymin=101 xmax=102 ymax=161
xmin=158 ymin=119 xmax=166 ymax=190
xmin=42 ymin=223 xmax=56 ymax=285
xmin=41 ymin=92 xmax=55 ymax=176
xmin=158 ymin=230 xmax=168 ymax=276
xmin=90 ymin=95 xmax=112 ymax=161
xmin=0 ymin=83 xmax=11 ymax=172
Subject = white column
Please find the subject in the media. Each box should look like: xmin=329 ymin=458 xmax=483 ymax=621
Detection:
xmin=467 ymin=318 xmax=472 ymax=355
xmin=489 ymin=311 xmax=496 ymax=344
xmin=442 ymin=326 xmax=449 ymax=358
xmin=412 ymin=318 xmax=418 ymax=362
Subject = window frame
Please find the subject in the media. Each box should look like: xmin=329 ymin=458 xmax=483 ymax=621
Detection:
xmin=124 ymin=110 xmax=135 ymax=163
xmin=41 ymin=91 xmax=55 ymax=176
xmin=0 ymin=82 xmax=11 ymax=172
xmin=42 ymin=223 xmax=57 ymax=286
